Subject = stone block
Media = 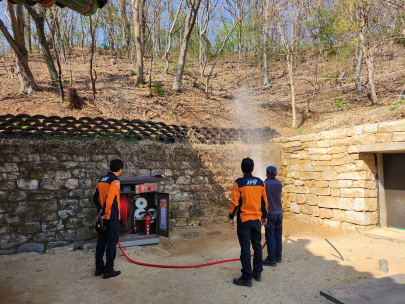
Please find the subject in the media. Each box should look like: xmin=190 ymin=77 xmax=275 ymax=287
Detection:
xmin=329 ymin=187 xmax=339 ymax=196
xmin=319 ymin=208 xmax=333 ymax=218
xmin=375 ymin=133 xmax=392 ymax=143
xmin=301 ymin=133 xmax=322 ymax=141
xmin=311 ymin=188 xmax=330 ymax=196
xmin=363 ymin=123 xmax=378 ymax=133
xmin=60 ymin=199 xmax=79 ymax=210
xmin=391 ymin=132 xmax=405 ymax=142
xmin=317 ymin=140 xmax=330 ymax=148
xmin=299 ymin=204 xmax=312 ymax=215
xmin=42 ymin=220 xmax=64 ymax=232
xmin=290 ymin=202 xmax=300 ymax=213
xmin=308 ymin=148 xmax=329 ymax=155
xmin=18 ymin=222 xmax=41 ymax=234
xmin=310 ymin=217 xmax=323 ymax=226
xmin=340 ymin=222 xmax=357 ymax=231
xmin=351 ymin=134 xmax=376 ymax=145
xmin=64 ymin=179 xmax=79 ymax=190
xmin=17 ymin=179 xmax=38 ymax=191
xmin=333 ymin=209 xmax=346 ymax=221
xmin=6 ymin=213 xmax=22 ymax=224
xmin=319 ymin=171 xmax=338 ymax=181
xmin=294 ymin=180 xmax=305 ymax=186
xmin=41 ymin=179 xmax=63 ymax=190
xmin=345 ymin=211 xmax=377 ymax=225
xmin=307 ymin=195 xmax=317 ymax=206
xmin=0 ymin=181 xmax=16 ymax=191
xmin=296 ymin=194 xmax=308 ymax=204
xmin=334 ymin=164 xmax=356 ymax=173
xmin=347 ymin=125 xmax=364 ymax=136
xmin=58 ymin=210 xmax=76 ymax=219
xmin=323 ymin=220 xmax=341 ymax=229
xmin=318 ymin=196 xmax=340 ymax=209
xmin=75 ymin=227 xmax=93 ymax=241
xmin=190 ymin=209 xmax=204 ymax=217
xmin=177 ymin=175 xmax=192 ymax=185
xmin=56 ymin=230 xmax=75 ymax=242
xmin=339 ymin=198 xmax=353 ymax=210
xmin=28 ymin=154 xmax=40 ymax=162
xmin=311 ymin=206 xmax=320 ymax=217
xmin=329 ymin=137 xmax=352 ymax=147
xmin=17 ymin=243 xmax=44 ymax=254
xmin=4 ymin=163 xmax=18 ymax=172
xmin=378 ymin=120 xmax=405 ymax=132
xmin=341 ymin=188 xmax=368 ymax=198
xmin=337 ymin=172 xmax=367 ymax=180
xmin=329 ymin=180 xmax=352 ymax=188
xmin=300 ymin=172 xmax=321 ymax=180
xmin=295 ymin=186 xmax=311 ymax=194
xmin=0 ymin=233 xmax=29 ymax=250
xmin=328 ymin=146 xmax=348 ymax=154
xmin=321 ymin=128 xmax=347 ymax=140
xmin=34 ymin=232 xmax=56 ymax=243
xmin=55 ymin=171 xmax=71 ymax=180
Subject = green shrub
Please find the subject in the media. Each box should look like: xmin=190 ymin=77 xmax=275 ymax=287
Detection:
xmin=389 ymin=99 xmax=405 ymax=111
xmin=151 ymin=83 xmax=164 ymax=96
xmin=129 ymin=70 xmax=137 ymax=76
xmin=331 ymin=98 xmax=350 ymax=110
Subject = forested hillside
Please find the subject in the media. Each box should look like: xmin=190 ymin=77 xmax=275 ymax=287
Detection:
xmin=2 ymin=0 xmax=405 ymax=136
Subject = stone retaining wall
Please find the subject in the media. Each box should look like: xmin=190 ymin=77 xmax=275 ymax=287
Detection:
xmin=0 ymin=139 xmax=281 ymax=254
xmin=275 ymin=120 xmax=405 ymax=232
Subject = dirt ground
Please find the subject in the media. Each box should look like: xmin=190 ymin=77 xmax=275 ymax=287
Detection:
xmin=1 ymin=218 xmax=404 ymax=304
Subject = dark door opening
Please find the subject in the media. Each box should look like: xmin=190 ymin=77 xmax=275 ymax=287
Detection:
xmin=383 ymin=153 xmax=405 ymax=229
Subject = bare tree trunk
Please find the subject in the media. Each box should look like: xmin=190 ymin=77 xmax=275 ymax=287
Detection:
xmin=172 ymin=0 xmax=201 ymax=92
xmin=287 ymin=54 xmax=296 ymax=128
xmin=132 ymin=0 xmax=145 ymax=85
xmin=45 ymin=8 xmax=64 ymax=101
xmin=120 ymin=0 xmax=131 ymax=59
xmin=0 ymin=3 xmax=37 ymax=92
xmin=89 ymin=14 xmax=99 ymax=102
xmin=80 ymin=15 xmax=86 ymax=64
xmin=206 ymin=20 xmax=238 ymax=93
xmin=355 ymin=39 xmax=363 ymax=91
xmin=162 ymin=0 xmax=183 ymax=73
xmin=25 ymin=5 xmax=58 ymax=81
xmin=26 ymin=11 xmax=32 ymax=53
xmin=262 ymin=0 xmax=270 ymax=85
xmin=364 ymin=47 xmax=378 ymax=104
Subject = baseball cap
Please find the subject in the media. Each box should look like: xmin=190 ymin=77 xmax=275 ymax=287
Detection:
xmin=266 ymin=166 xmax=277 ymax=176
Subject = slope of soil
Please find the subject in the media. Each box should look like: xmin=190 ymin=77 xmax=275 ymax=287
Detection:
xmin=2 ymin=45 xmax=405 ymax=137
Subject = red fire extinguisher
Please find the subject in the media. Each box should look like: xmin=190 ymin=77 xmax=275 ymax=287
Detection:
xmin=144 ymin=213 xmax=152 ymax=235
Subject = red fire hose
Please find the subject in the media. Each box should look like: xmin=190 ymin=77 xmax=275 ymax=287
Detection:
xmin=120 ymin=194 xmax=129 ymax=229
xmin=117 ymin=240 xmax=267 ymax=268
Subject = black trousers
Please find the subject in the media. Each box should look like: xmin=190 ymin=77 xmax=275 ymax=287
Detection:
xmin=265 ymin=213 xmax=283 ymax=262
xmin=95 ymin=219 xmax=120 ymax=274
xmin=237 ymin=217 xmax=263 ymax=280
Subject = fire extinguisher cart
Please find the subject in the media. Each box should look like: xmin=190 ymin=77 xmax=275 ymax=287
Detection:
xmin=118 ymin=176 xmax=170 ymax=247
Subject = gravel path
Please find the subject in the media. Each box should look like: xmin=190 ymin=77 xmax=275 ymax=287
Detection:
xmin=1 ymin=219 xmax=404 ymax=304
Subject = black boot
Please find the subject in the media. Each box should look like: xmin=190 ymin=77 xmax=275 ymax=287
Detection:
xmin=252 ymin=270 xmax=262 ymax=282
xmin=95 ymin=268 xmax=103 ymax=276
xmin=233 ymin=276 xmax=252 ymax=287
xmin=276 ymin=257 xmax=282 ymax=263
xmin=263 ymin=258 xmax=277 ymax=267
xmin=103 ymin=270 xmax=121 ymax=279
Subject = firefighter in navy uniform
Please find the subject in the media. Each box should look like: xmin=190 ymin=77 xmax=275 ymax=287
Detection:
xmin=93 ymin=159 xmax=124 ymax=279
xmin=229 ymin=158 xmax=268 ymax=287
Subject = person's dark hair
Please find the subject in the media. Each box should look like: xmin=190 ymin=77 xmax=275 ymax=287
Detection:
xmin=110 ymin=159 xmax=124 ymax=172
xmin=241 ymin=158 xmax=254 ymax=174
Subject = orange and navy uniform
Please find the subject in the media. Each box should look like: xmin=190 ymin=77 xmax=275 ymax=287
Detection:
xmin=93 ymin=172 xmax=121 ymax=220
xmin=229 ymin=174 xmax=268 ymax=222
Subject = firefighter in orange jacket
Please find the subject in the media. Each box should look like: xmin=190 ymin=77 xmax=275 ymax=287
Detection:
xmin=93 ymin=159 xmax=123 ymax=279
xmin=229 ymin=158 xmax=268 ymax=287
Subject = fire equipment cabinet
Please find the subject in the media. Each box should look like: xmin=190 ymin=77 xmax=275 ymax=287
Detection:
xmin=118 ymin=176 xmax=170 ymax=247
